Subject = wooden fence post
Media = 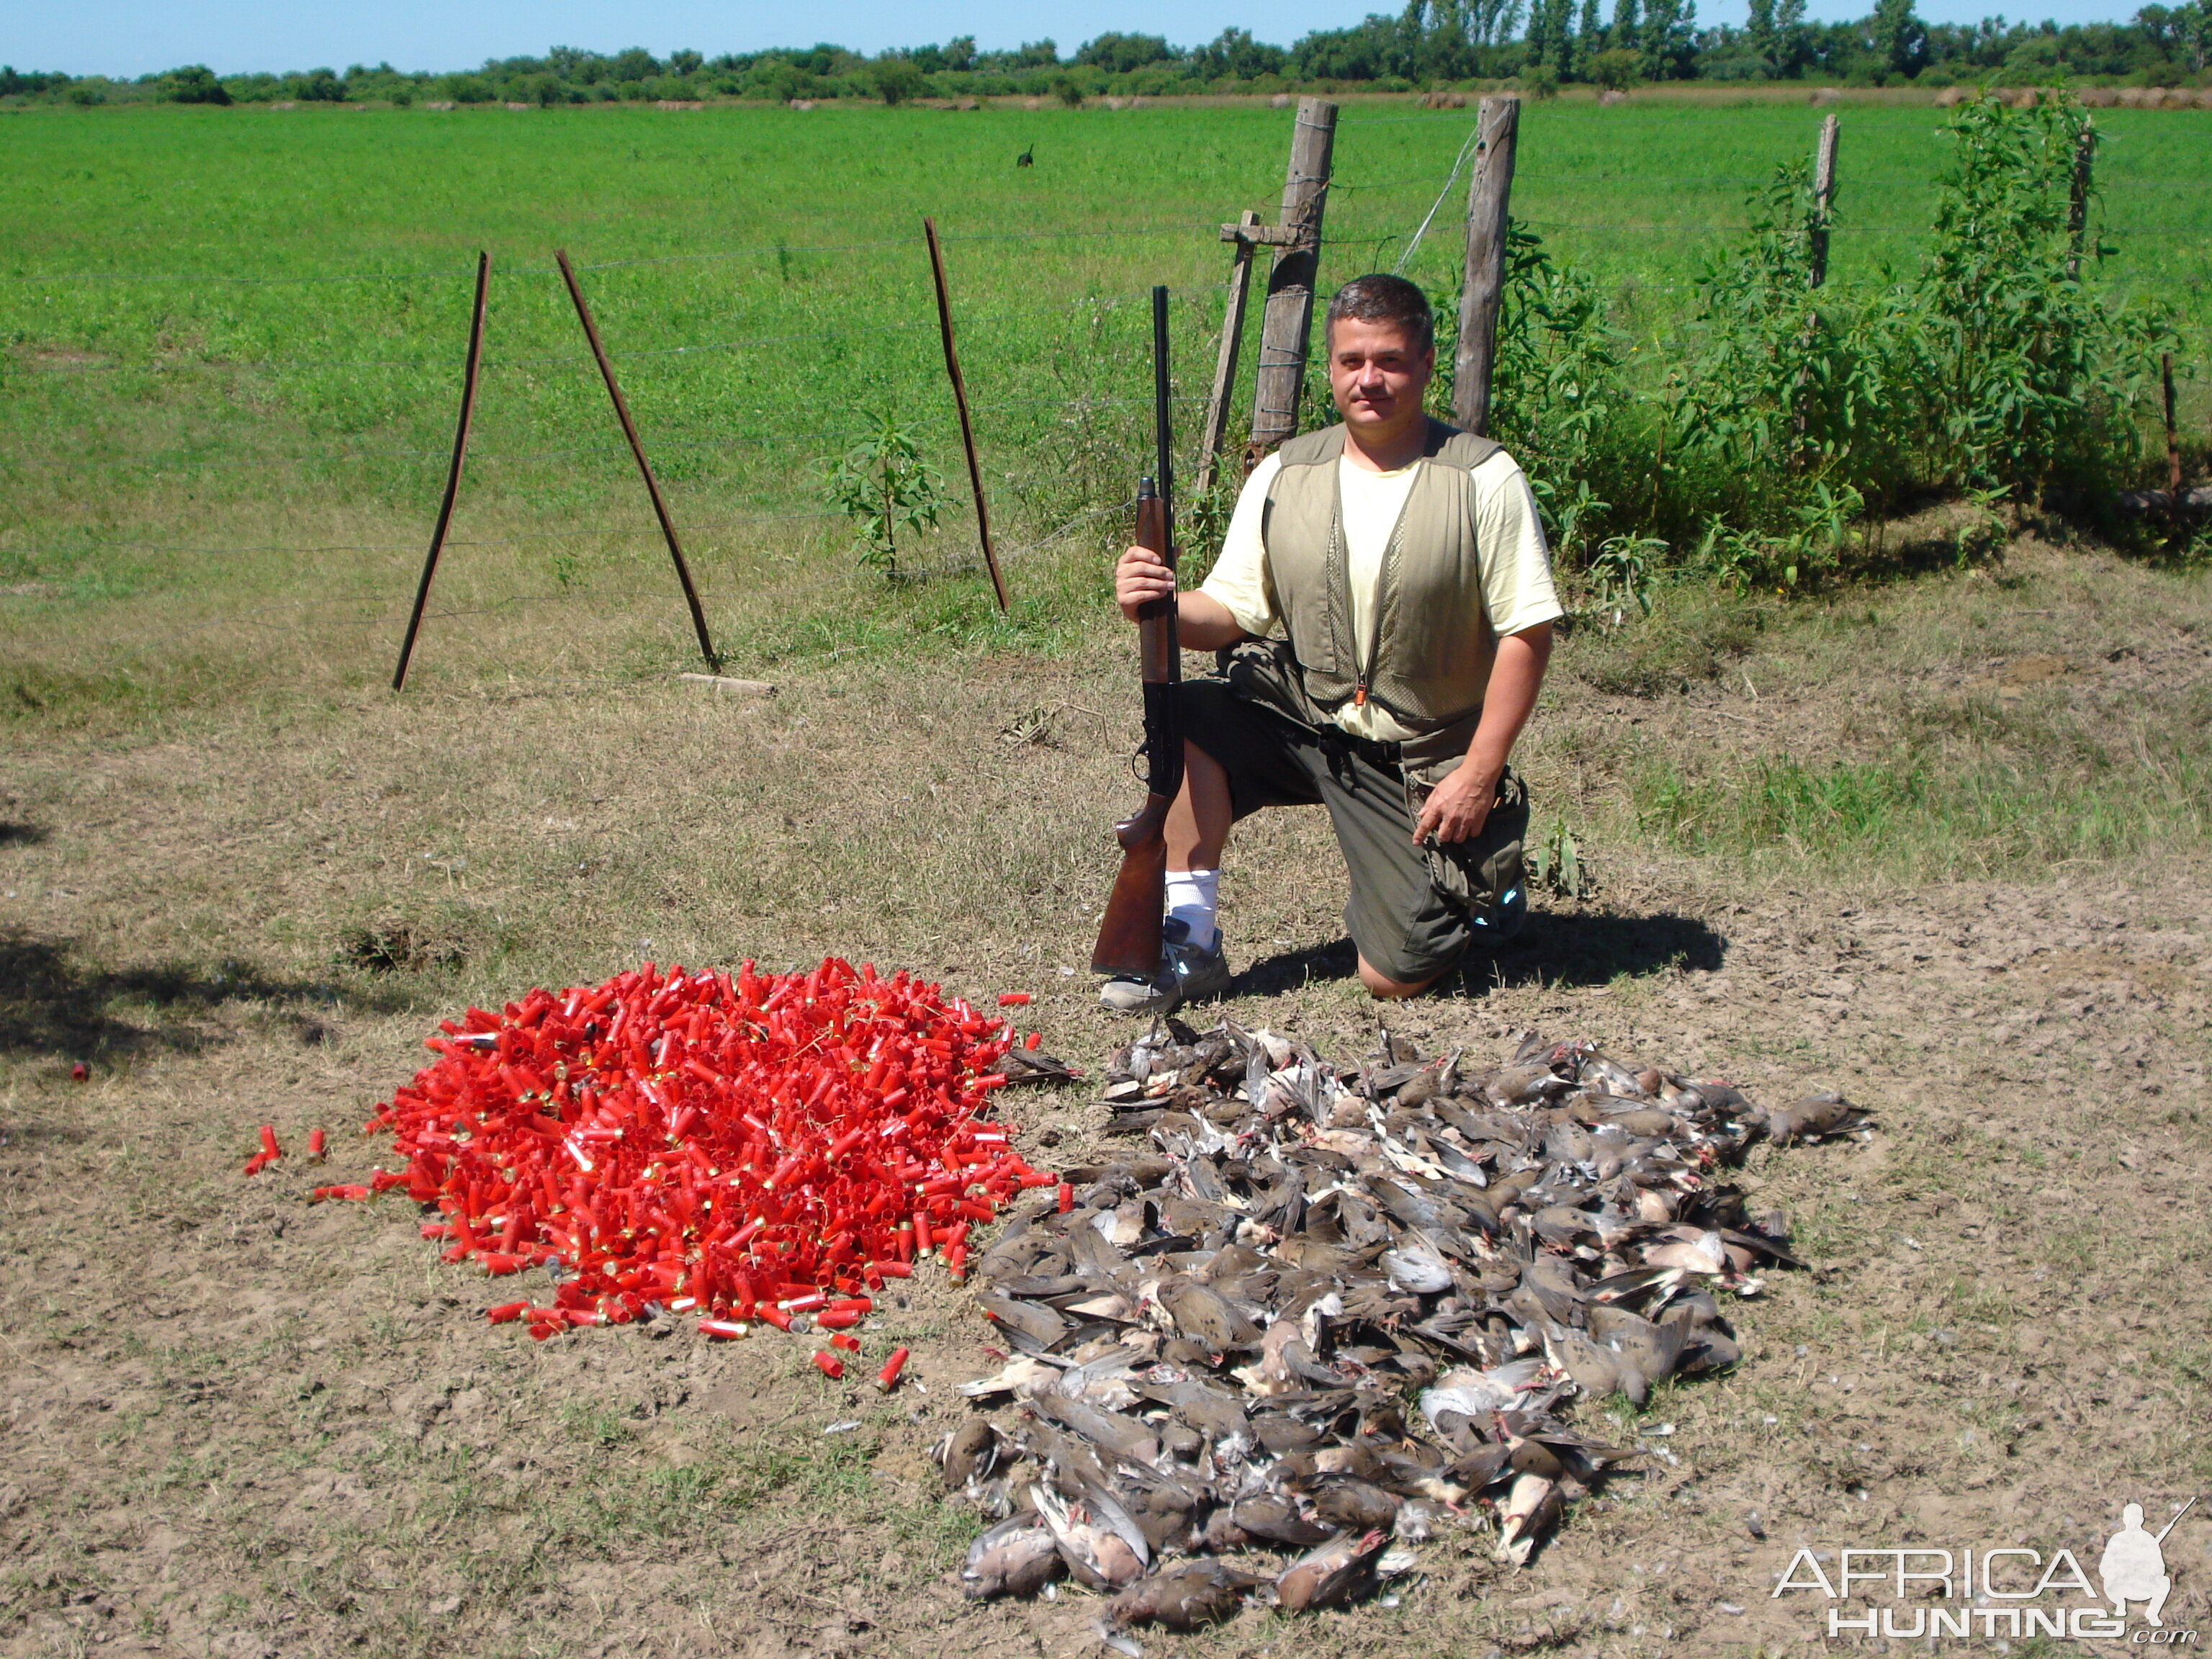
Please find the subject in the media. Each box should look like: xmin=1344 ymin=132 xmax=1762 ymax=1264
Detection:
xmin=2066 ymin=119 xmax=2098 ymax=282
xmin=1808 ymin=113 xmax=1840 ymax=289
xmin=1195 ymin=211 xmax=1262 ymax=504
xmin=1247 ymin=97 xmax=1338 ymax=461
xmin=1452 ymin=96 xmax=1520 ymax=438
xmin=392 ymin=251 xmax=490 ymax=692
xmin=1792 ymin=114 xmax=1841 ymax=466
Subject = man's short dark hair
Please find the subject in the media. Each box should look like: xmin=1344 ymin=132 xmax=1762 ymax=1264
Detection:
xmin=1325 ymin=274 xmax=1435 ymax=356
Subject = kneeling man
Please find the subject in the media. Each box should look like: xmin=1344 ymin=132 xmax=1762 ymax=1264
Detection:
xmin=1103 ymin=273 xmax=1561 ymax=1015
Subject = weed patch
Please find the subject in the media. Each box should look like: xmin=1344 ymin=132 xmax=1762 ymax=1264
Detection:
xmin=1637 ymin=736 xmax=2208 ymax=875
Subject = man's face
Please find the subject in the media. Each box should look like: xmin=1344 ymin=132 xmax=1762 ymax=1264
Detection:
xmin=1327 ymin=316 xmax=1435 ymax=436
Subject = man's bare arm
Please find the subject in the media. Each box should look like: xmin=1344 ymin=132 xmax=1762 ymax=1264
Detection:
xmin=1411 ymin=621 xmax=1554 ymax=845
xmin=1115 ymin=546 xmax=1249 ymax=652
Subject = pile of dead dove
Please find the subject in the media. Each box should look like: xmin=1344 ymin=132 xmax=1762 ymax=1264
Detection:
xmin=940 ymin=1021 xmax=1871 ymax=1640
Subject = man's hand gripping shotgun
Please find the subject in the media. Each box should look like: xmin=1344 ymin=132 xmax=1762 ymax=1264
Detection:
xmin=1091 ymin=287 xmax=1182 ymax=977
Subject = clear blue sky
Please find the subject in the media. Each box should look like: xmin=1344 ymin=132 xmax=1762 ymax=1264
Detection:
xmin=6 ymin=0 xmax=2149 ymax=78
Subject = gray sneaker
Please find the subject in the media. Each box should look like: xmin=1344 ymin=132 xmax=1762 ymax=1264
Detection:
xmin=1098 ymin=918 xmax=1232 ymax=1015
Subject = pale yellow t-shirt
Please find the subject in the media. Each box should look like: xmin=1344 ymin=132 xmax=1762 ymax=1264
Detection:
xmin=1199 ymin=449 xmax=1562 ymax=742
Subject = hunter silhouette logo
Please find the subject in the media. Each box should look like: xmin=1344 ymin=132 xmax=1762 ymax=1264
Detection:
xmin=1771 ymin=1495 xmax=2200 ymax=1642
xmin=2102 ymin=1496 xmax=2193 ymax=1627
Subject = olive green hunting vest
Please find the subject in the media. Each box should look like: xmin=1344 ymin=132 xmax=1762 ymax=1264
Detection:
xmin=1260 ymin=418 xmax=1502 ymax=764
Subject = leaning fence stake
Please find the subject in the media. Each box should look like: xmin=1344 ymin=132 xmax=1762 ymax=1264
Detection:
xmin=554 ymin=248 xmax=722 ymax=673
xmin=392 ymin=250 xmax=490 ymax=691
xmin=1195 ymin=210 xmax=1263 ymax=504
xmin=922 ymin=217 xmax=1009 ymax=612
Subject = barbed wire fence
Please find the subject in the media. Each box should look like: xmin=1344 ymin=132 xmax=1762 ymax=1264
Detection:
xmin=1 ymin=98 xmax=2203 ymax=690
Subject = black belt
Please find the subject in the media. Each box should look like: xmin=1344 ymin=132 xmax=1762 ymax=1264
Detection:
xmin=1340 ymin=730 xmax=1403 ymax=769
xmin=1325 ymin=727 xmax=1403 ymax=784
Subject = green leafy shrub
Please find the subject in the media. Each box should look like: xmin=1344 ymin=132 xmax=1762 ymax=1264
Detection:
xmin=1452 ymin=225 xmax=1640 ymax=567
xmin=1910 ymin=93 xmax=2174 ymax=502
xmin=825 ymin=411 xmax=944 ymax=581
xmin=1675 ymin=166 xmax=1904 ymax=526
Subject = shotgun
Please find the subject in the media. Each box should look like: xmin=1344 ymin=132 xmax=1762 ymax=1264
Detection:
xmin=1091 ymin=286 xmax=1182 ymax=976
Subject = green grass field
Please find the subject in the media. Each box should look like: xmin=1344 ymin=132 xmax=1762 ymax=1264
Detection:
xmin=4 ymin=93 xmax=2211 ymax=1659
xmin=2 ymin=94 xmax=2206 ymax=705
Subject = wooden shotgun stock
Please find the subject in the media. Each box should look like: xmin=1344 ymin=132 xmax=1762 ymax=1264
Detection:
xmin=1091 ymin=481 xmax=1181 ymax=976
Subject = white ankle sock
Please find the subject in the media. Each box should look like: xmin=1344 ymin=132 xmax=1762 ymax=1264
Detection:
xmin=1165 ymin=869 xmax=1220 ymax=952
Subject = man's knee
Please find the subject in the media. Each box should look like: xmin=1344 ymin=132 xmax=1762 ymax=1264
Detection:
xmin=1357 ymin=955 xmax=1440 ymax=999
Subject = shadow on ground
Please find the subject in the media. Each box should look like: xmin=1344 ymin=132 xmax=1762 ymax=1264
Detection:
xmin=0 ymin=927 xmax=407 ymax=1061
xmin=0 ymin=822 xmax=48 ymax=848
xmin=1233 ymin=907 xmax=1727 ymax=999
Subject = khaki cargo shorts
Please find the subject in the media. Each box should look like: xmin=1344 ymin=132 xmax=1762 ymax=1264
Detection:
xmin=1179 ymin=641 xmax=1529 ymax=986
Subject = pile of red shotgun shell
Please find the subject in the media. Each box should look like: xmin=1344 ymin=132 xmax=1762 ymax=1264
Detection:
xmin=334 ymin=958 xmax=1057 ymax=1356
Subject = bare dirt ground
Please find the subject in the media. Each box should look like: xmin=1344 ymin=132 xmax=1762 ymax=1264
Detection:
xmin=2 ymin=541 xmax=2208 ymax=1658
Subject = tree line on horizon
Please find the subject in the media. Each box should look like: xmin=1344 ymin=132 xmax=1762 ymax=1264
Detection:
xmin=3 ymin=0 xmax=2207 ymax=108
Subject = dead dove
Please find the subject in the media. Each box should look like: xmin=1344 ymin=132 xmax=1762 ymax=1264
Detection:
xmin=1761 ymin=1093 xmax=1873 ymax=1143
xmin=1381 ymin=1230 xmax=1456 ymax=1295
xmin=976 ymin=1292 xmax=1068 ymax=1349
xmin=1419 ymin=1358 xmax=1547 ymax=1433
xmin=1542 ymin=1320 xmax=1642 ymax=1402
xmin=1231 ymin=1490 xmax=1337 ymax=1547
xmin=1300 ymin=1473 xmax=1404 ymax=1532
xmin=1275 ymin=1529 xmax=1393 ymax=1612
xmin=1033 ymin=1483 xmax=1149 ymax=1590
xmin=1638 ymin=1228 xmax=1730 ymax=1277
xmin=1159 ymin=1276 xmax=1262 ymax=1352
xmin=1106 ymin=1557 xmax=1262 ymax=1629
xmin=935 ymin=1418 xmax=1004 ymax=1489
xmin=1025 ymin=1393 xmax=1159 ymax=1467
xmin=1588 ymin=1304 xmax=1687 ymax=1387
xmin=934 ymin=1022 xmax=1852 ymax=1621
xmin=1495 ymin=1471 xmax=1563 ymax=1565
xmin=961 ymin=1516 xmax=1066 ymax=1599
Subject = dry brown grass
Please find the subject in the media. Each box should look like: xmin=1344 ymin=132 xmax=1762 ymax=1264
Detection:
xmin=1 ymin=534 xmax=2208 ymax=1658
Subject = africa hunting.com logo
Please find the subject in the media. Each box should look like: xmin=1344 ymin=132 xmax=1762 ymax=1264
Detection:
xmin=1771 ymin=1496 xmax=2198 ymax=1643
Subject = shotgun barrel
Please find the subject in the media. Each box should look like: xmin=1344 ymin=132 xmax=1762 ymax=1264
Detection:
xmin=1091 ymin=287 xmax=1182 ymax=977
